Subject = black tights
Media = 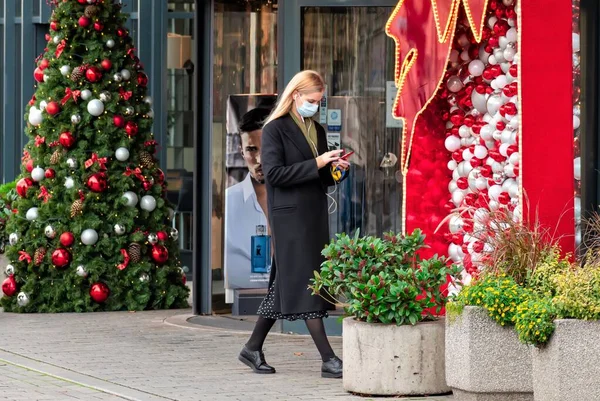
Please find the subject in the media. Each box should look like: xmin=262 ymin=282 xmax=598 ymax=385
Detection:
xmin=246 ymin=317 xmax=336 ymax=362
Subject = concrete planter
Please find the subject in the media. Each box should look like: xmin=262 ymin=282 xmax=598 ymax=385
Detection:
xmin=532 ymin=319 xmax=600 ymax=401
xmin=343 ymin=317 xmax=449 ymax=396
xmin=446 ymin=306 xmax=533 ymax=401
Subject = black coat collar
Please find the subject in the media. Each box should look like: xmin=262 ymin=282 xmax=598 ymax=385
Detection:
xmin=277 ymin=114 xmax=317 ymax=161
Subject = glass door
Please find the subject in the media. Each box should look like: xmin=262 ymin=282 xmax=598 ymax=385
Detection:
xmin=280 ymin=0 xmax=402 ymax=237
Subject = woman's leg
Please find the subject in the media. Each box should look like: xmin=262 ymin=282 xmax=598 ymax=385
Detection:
xmin=305 ymin=318 xmax=336 ymax=361
xmin=246 ymin=316 xmax=277 ymax=351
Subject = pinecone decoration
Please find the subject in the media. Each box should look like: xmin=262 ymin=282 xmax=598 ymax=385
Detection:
xmin=34 ymin=247 xmax=47 ymax=266
xmin=70 ymin=199 xmax=84 ymax=218
xmin=71 ymin=65 xmax=87 ymax=82
xmin=50 ymin=149 xmax=62 ymax=165
xmin=84 ymin=5 xmax=99 ymax=18
xmin=139 ymin=151 xmax=154 ymax=169
xmin=129 ymin=243 xmax=142 ymax=263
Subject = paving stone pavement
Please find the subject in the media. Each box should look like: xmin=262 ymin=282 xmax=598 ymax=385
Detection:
xmin=0 ymin=309 xmax=454 ymax=401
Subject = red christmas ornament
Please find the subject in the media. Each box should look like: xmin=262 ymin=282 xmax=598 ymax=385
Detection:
xmin=156 ymin=169 xmax=165 ymax=184
xmin=1 ymin=275 xmax=17 ymax=297
xmin=182 ymin=275 xmax=187 ymax=285
xmin=93 ymin=21 xmax=104 ymax=31
xmin=125 ymin=121 xmax=138 ymax=137
xmin=45 ymin=169 xmax=56 ymax=179
xmin=26 ymin=159 xmax=35 ymax=173
xmin=17 ymin=178 xmax=34 ymax=197
xmin=77 ymin=0 xmax=88 ymax=4
xmin=78 ymin=16 xmax=91 ymax=28
xmin=157 ymin=231 xmax=168 ymax=242
xmin=50 ymin=21 xmax=59 ymax=31
xmin=85 ymin=66 xmax=102 ymax=83
xmin=143 ymin=180 xmax=153 ymax=191
xmin=90 ymin=282 xmax=110 ymax=303
xmin=137 ymin=72 xmax=148 ymax=87
xmin=52 ymin=248 xmax=71 ymax=268
xmin=46 ymin=101 xmax=60 ymax=116
xmin=498 ymin=192 xmax=511 ymax=205
xmin=117 ymin=27 xmax=128 ymax=37
xmin=34 ymin=67 xmax=45 ymax=83
xmin=39 ymin=59 xmax=50 ymax=70
xmin=113 ymin=115 xmax=125 ymax=128
xmin=151 ymin=245 xmax=169 ymax=265
xmin=60 ymin=232 xmax=75 ymax=247
xmin=101 ymin=59 xmax=112 ymax=71
xmin=87 ymin=173 xmax=108 ymax=193
xmin=59 ymin=131 xmax=76 ymax=148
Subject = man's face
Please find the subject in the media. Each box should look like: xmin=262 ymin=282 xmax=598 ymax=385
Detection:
xmin=240 ymin=129 xmax=264 ymax=183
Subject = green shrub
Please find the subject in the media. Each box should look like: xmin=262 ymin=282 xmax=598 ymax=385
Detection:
xmin=515 ymin=296 xmax=556 ymax=346
xmin=311 ymin=229 xmax=462 ymax=325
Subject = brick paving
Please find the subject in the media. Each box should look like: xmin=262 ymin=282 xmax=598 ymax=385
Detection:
xmin=0 ymin=309 xmax=453 ymax=401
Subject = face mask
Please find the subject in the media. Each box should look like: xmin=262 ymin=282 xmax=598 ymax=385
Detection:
xmin=296 ymin=97 xmax=319 ymax=118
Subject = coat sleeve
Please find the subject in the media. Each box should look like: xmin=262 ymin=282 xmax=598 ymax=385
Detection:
xmin=262 ymin=123 xmax=320 ymax=188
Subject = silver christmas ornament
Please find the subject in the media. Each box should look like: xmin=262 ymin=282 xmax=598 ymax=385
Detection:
xmin=66 ymin=158 xmax=78 ymax=168
xmin=81 ymin=89 xmax=92 ymax=100
xmin=115 ymin=147 xmax=130 ymax=161
xmin=60 ymin=65 xmax=71 ymax=77
xmin=9 ymin=233 xmax=19 ymax=245
xmin=45 ymin=225 xmax=56 ymax=239
xmin=53 ymin=35 xmax=61 ymax=44
xmin=148 ymin=233 xmax=159 ymax=245
xmin=170 ymin=228 xmax=179 ymax=241
xmin=113 ymin=73 xmax=123 ymax=83
xmin=71 ymin=114 xmax=82 ymax=124
xmin=139 ymin=274 xmax=150 ymax=282
xmin=124 ymin=106 xmax=135 ymax=116
xmin=76 ymin=265 xmax=88 ymax=277
xmin=99 ymin=91 xmax=112 ymax=102
xmin=5 ymin=264 xmax=15 ymax=276
xmin=121 ymin=69 xmax=131 ymax=80
xmin=143 ymin=96 xmax=153 ymax=105
xmin=17 ymin=292 xmax=30 ymax=307
xmin=114 ymin=223 xmax=126 ymax=235
xmin=122 ymin=191 xmax=138 ymax=207
xmin=106 ymin=39 xmax=115 ymax=48
xmin=81 ymin=229 xmax=99 ymax=245
xmin=140 ymin=195 xmax=157 ymax=212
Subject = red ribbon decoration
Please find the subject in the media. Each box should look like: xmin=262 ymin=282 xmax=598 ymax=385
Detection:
xmin=84 ymin=153 xmax=108 ymax=170
xmin=61 ymin=88 xmax=81 ymax=106
xmin=38 ymin=186 xmax=51 ymax=203
xmin=48 ymin=141 xmax=60 ymax=147
xmin=29 ymin=95 xmax=37 ymax=106
xmin=35 ymin=135 xmax=46 ymax=147
xmin=117 ymin=249 xmax=130 ymax=270
xmin=55 ymin=40 xmax=66 ymax=58
xmin=19 ymin=251 xmax=32 ymax=264
xmin=119 ymin=87 xmax=133 ymax=101
xmin=144 ymin=140 xmax=158 ymax=147
xmin=78 ymin=190 xmax=85 ymax=202
xmin=124 ymin=167 xmax=144 ymax=182
xmin=127 ymin=48 xmax=137 ymax=59
xmin=22 ymin=150 xmax=31 ymax=162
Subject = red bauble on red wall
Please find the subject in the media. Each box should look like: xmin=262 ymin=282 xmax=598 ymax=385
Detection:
xmin=151 ymin=245 xmax=169 ymax=265
xmin=90 ymin=283 xmax=110 ymax=303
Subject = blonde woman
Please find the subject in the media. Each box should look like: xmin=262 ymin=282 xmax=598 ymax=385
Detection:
xmin=238 ymin=70 xmax=349 ymax=378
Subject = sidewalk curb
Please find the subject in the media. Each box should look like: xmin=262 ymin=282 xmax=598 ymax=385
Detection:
xmin=0 ymin=349 xmax=174 ymax=401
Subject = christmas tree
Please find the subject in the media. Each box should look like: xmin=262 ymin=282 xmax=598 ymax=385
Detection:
xmin=0 ymin=0 xmax=189 ymax=312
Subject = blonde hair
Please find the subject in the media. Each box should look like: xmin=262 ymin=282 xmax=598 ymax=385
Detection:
xmin=265 ymin=70 xmax=325 ymax=125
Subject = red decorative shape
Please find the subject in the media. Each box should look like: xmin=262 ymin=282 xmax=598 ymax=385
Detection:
xmin=38 ymin=186 xmax=52 ymax=203
xmin=125 ymin=121 xmax=138 ymax=137
xmin=119 ymin=87 xmax=133 ymax=100
xmin=60 ymin=232 xmax=75 ymax=247
xmin=90 ymin=283 xmax=110 ymax=303
xmin=84 ymin=153 xmax=108 ymax=170
xmin=117 ymin=27 xmax=128 ymax=37
xmin=101 ymin=59 xmax=112 ymax=70
xmin=39 ymin=59 xmax=50 ymax=70
xmin=87 ymin=173 xmax=108 ymax=193
xmin=17 ymin=178 xmax=34 ymax=198
xmin=117 ymin=249 xmax=130 ymax=270
xmin=26 ymin=159 xmax=34 ymax=173
xmin=61 ymin=88 xmax=81 ymax=106
xmin=50 ymin=21 xmax=59 ymax=31
xmin=45 ymin=169 xmax=56 ymax=179
xmin=55 ymin=40 xmax=66 ymax=58
xmin=59 ymin=131 xmax=76 ymax=148
xmin=157 ymin=231 xmax=168 ymax=242
xmin=51 ymin=249 xmax=71 ymax=268
xmin=113 ymin=115 xmax=125 ymax=128
xmin=137 ymin=72 xmax=148 ymax=87
xmin=46 ymin=101 xmax=60 ymax=116
xmin=85 ymin=66 xmax=102 ymax=83
xmin=34 ymin=67 xmax=45 ymax=83
xmin=151 ymin=245 xmax=169 ymax=265
xmin=93 ymin=21 xmax=104 ymax=31
xmin=2 ymin=276 xmax=17 ymax=297
xmin=78 ymin=16 xmax=91 ymax=27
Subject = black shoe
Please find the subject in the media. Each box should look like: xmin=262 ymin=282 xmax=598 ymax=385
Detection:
xmin=321 ymin=356 xmax=343 ymax=379
xmin=238 ymin=346 xmax=276 ymax=374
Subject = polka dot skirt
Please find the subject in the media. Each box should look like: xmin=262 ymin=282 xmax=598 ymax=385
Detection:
xmin=257 ymin=280 xmax=328 ymax=321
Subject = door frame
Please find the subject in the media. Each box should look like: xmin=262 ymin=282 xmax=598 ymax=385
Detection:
xmin=277 ymin=0 xmax=399 ymax=93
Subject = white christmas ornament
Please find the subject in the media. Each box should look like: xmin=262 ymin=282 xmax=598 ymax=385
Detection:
xmin=148 ymin=233 xmax=159 ymax=245
xmin=121 ymin=69 xmax=131 ymax=80
xmin=167 ymin=207 xmax=175 ymax=220
xmin=31 ymin=166 xmax=45 ymax=182
xmin=71 ymin=114 xmax=82 ymax=124
xmin=65 ymin=177 xmax=75 ymax=189
xmin=17 ymin=292 xmax=30 ymax=307
xmin=28 ymin=107 xmax=43 ymax=126
xmin=140 ymin=195 xmax=157 ymax=212
xmin=123 ymin=191 xmax=138 ymax=207
xmin=81 ymin=229 xmax=99 ymax=245
xmin=45 ymin=225 xmax=56 ymax=239
xmin=80 ymin=89 xmax=92 ymax=100
xmin=468 ymin=60 xmax=485 ymax=76
xmin=5 ymin=264 xmax=15 ymax=276
xmin=66 ymin=158 xmax=78 ymax=168
xmin=39 ymin=100 xmax=48 ymax=110
xmin=99 ymin=91 xmax=111 ymax=102
xmin=76 ymin=265 xmax=88 ymax=277
xmin=115 ymin=147 xmax=130 ymax=161
xmin=143 ymin=96 xmax=153 ymax=105
xmin=113 ymin=73 xmax=123 ymax=82
xmin=87 ymin=99 xmax=105 ymax=116
xmin=114 ymin=224 xmax=126 ymax=235
xmin=53 ymin=35 xmax=61 ymax=44
xmin=26 ymin=207 xmax=39 ymax=221
xmin=60 ymin=65 xmax=71 ymax=76
xmin=106 ymin=39 xmax=115 ymax=48
xmin=9 ymin=233 xmax=19 ymax=245
xmin=140 ymin=274 xmax=150 ymax=282
xmin=170 ymin=228 xmax=179 ymax=241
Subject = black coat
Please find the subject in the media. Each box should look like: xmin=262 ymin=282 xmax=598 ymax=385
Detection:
xmin=261 ymin=114 xmax=338 ymax=315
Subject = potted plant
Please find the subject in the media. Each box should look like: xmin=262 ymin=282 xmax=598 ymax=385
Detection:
xmin=444 ymin=207 xmax=561 ymax=401
xmin=311 ymin=229 xmax=461 ymax=396
xmin=0 ymin=181 xmax=17 ymax=279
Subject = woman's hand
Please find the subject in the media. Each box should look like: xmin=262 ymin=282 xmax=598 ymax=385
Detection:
xmin=332 ymin=160 xmax=350 ymax=170
xmin=316 ymin=150 xmax=344 ymax=169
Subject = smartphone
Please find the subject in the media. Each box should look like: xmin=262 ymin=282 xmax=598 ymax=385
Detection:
xmin=340 ymin=151 xmax=355 ymax=160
